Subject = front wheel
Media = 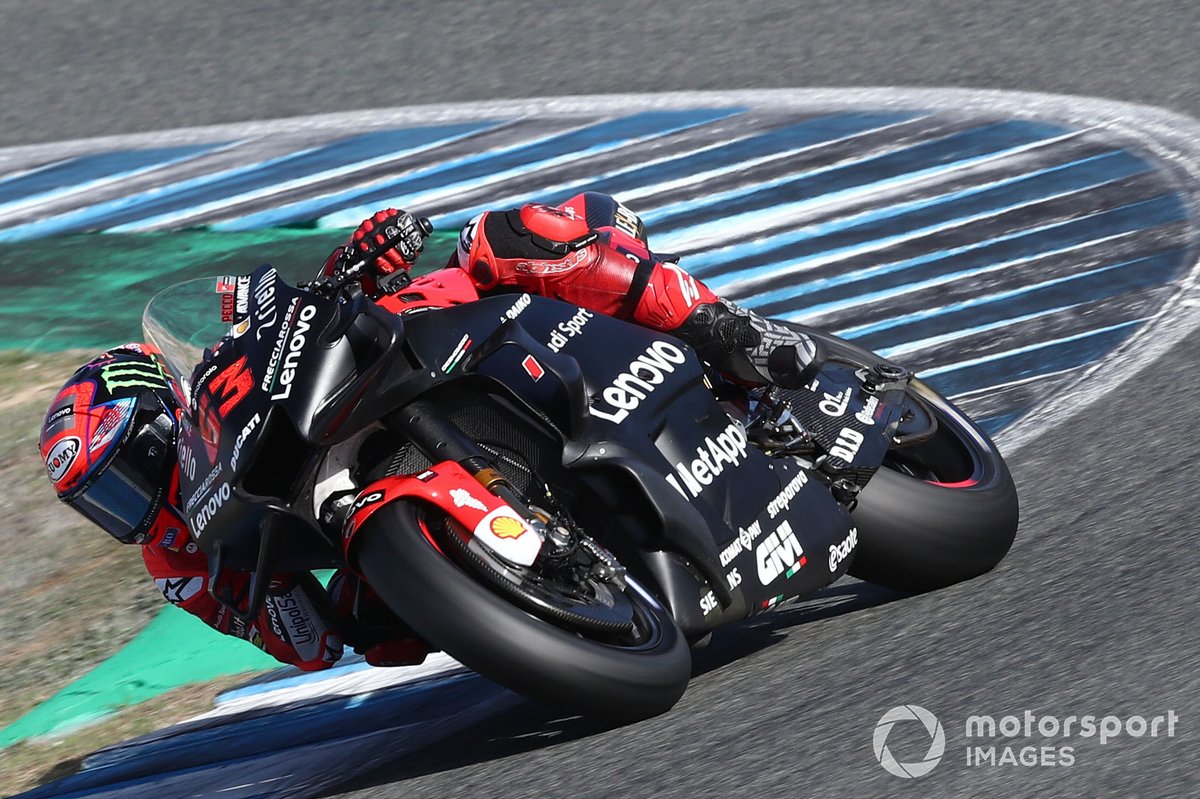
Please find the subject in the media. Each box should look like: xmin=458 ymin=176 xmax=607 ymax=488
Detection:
xmin=352 ymin=502 xmax=691 ymax=721
xmin=848 ymin=378 xmax=1019 ymax=592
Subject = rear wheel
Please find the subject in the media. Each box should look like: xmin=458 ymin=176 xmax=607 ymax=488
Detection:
xmin=352 ymin=501 xmax=691 ymax=721
xmin=780 ymin=323 xmax=1019 ymax=592
xmin=848 ymin=378 xmax=1019 ymax=591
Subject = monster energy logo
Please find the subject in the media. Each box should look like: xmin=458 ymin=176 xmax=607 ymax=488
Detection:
xmin=100 ymin=362 xmax=167 ymax=391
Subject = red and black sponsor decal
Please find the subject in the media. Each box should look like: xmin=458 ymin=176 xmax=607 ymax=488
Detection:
xmin=521 ymin=354 xmax=545 ymax=381
xmin=88 ymin=398 xmax=135 ymax=453
xmin=45 ymin=436 xmax=81 ymax=484
xmin=216 ymin=276 xmax=237 ymax=323
xmin=193 ymin=355 xmax=255 ymax=463
xmin=208 ymin=356 xmax=254 ymax=417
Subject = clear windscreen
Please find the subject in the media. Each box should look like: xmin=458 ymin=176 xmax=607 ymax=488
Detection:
xmin=141 ymin=276 xmax=233 ymax=404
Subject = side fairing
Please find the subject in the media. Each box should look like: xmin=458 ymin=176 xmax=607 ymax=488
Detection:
xmin=402 ymin=295 xmax=859 ymax=625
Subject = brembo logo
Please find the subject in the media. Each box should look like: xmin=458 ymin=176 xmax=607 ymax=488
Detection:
xmin=589 ymin=341 xmax=687 ymax=424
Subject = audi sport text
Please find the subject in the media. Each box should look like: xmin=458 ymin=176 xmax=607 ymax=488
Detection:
xmin=547 ymin=307 xmax=594 ymax=352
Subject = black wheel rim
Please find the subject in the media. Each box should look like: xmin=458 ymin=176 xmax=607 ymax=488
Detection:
xmin=884 ymin=383 xmax=986 ymax=487
xmin=428 ymin=512 xmax=644 ymax=638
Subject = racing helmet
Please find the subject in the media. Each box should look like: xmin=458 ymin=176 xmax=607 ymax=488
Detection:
xmin=39 ymin=344 xmax=186 ymax=546
xmin=450 ymin=203 xmax=595 ymax=289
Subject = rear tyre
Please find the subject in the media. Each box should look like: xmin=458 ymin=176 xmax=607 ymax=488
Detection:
xmin=848 ymin=378 xmax=1019 ymax=591
xmin=779 ymin=322 xmax=1019 ymax=592
xmin=353 ymin=502 xmax=691 ymax=721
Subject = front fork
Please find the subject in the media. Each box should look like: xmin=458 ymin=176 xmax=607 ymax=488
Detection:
xmin=343 ymin=398 xmax=549 ymax=566
xmin=342 ymin=459 xmax=546 ymax=568
xmin=386 ymin=397 xmax=537 ymax=520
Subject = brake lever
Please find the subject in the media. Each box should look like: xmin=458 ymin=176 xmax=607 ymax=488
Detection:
xmin=308 ymin=255 xmax=369 ymax=299
xmin=310 ymin=214 xmax=429 ymax=299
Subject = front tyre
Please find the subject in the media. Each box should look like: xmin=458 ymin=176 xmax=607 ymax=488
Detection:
xmin=353 ymin=502 xmax=691 ymax=722
xmin=848 ymin=378 xmax=1019 ymax=592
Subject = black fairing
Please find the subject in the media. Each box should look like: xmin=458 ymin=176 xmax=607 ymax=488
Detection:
xmin=178 ymin=265 xmax=419 ymax=570
xmin=177 ymin=268 xmax=873 ymax=634
xmin=399 ymin=295 xmax=858 ymax=632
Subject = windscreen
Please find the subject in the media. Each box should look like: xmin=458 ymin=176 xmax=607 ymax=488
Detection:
xmin=141 ymin=276 xmax=238 ymax=404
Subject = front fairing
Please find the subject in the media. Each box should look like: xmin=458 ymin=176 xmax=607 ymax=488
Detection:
xmin=144 ymin=266 xmax=386 ymax=567
xmin=143 ymin=271 xmax=864 ymax=625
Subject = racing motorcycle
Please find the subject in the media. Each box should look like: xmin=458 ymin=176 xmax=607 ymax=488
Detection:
xmin=143 ymin=259 xmax=1018 ymax=722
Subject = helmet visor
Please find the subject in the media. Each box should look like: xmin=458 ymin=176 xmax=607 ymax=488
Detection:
xmin=67 ymin=455 xmax=162 ymax=542
xmin=66 ymin=402 xmax=175 ymax=544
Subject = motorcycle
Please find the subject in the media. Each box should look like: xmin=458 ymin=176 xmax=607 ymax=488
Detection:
xmin=143 ymin=257 xmax=1017 ymax=722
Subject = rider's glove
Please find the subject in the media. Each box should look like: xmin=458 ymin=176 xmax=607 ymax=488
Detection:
xmin=351 ymin=209 xmax=433 ymax=277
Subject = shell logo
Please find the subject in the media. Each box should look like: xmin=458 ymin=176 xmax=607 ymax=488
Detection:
xmin=490 ymin=515 xmax=527 ymax=539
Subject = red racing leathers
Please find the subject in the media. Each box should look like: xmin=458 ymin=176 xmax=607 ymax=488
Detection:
xmin=450 ymin=193 xmax=716 ymax=333
xmin=444 ymin=192 xmax=819 ymax=387
xmin=328 ymin=194 xmax=819 ymax=388
xmin=141 ymin=533 xmax=343 ymax=671
xmin=139 ymin=473 xmax=421 ymax=671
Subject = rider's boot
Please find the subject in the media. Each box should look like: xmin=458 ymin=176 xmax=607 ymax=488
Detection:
xmin=669 ymin=297 xmax=823 ymax=389
xmin=451 ymin=197 xmax=824 ymax=390
xmin=629 ymin=263 xmax=824 ymax=390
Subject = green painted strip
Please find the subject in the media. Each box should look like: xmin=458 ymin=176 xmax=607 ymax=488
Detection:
xmin=2 ymin=228 xmax=459 ymax=352
xmin=0 ymin=214 xmax=465 ymax=754
xmin=0 ymin=569 xmax=338 ymax=749
xmin=0 ymin=605 xmax=275 ymax=748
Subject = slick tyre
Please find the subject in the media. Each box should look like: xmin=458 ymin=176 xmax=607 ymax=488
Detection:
xmin=353 ymin=501 xmax=691 ymax=722
xmin=848 ymin=378 xmax=1019 ymax=592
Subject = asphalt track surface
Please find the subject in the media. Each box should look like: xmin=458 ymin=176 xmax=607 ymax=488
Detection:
xmin=3 ymin=2 xmax=1198 ymax=797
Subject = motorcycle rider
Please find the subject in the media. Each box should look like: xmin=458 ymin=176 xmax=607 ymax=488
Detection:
xmin=38 ymin=192 xmax=820 ymax=672
xmin=38 ymin=343 xmax=427 ymax=670
xmin=334 ymin=192 xmax=821 ymax=390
